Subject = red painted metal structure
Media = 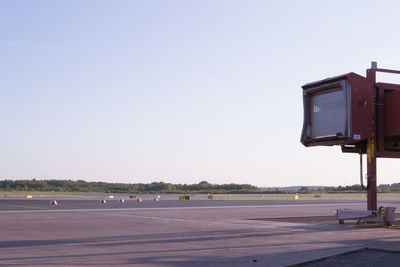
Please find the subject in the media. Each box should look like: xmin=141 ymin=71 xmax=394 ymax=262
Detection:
xmin=366 ymin=65 xmax=400 ymax=210
xmin=301 ymin=63 xmax=400 ymax=211
xmin=366 ymin=67 xmax=377 ymax=211
xmin=301 ymin=73 xmax=373 ymax=147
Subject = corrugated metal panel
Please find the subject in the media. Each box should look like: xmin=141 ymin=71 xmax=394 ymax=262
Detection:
xmin=311 ymin=89 xmax=347 ymax=138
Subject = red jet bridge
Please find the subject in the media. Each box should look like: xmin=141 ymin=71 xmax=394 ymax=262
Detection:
xmin=301 ymin=62 xmax=400 ymax=224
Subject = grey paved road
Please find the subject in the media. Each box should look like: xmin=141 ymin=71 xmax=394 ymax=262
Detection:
xmin=0 ymin=198 xmax=375 ymax=211
xmin=1 ymin=199 xmax=400 ymax=266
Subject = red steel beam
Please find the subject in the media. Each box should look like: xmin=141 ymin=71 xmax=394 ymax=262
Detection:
xmin=376 ymin=68 xmax=400 ymax=75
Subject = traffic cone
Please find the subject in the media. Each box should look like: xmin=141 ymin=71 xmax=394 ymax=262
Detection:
xmin=137 ymin=198 xmax=142 ymax=202
xmin=49 ymin=200 xmax=58 ymax=205
xmin=120 ymin=198 xmax=125 ymax=203
xmin=100 ymin=199 xmax=106 ymax=204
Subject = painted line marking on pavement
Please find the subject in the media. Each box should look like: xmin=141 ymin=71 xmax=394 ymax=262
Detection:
xmin=1 ymin=204 xmax=50 ymax=210
xmin=0 ymin=202 xmax=365 ymax=214
xmin=103 ymin=213 xmax=286 ymax=229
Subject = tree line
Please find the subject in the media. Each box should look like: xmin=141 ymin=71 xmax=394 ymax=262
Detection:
xmin=1 ymin=179 xmax=400 ymax=193
xmin=298 ymin=183 xmax=400 ymax=193
xmin=0 ymin=179 xmax=262 ymax=194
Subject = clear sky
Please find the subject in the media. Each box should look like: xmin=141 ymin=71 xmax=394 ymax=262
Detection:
xmin=2 ymin=0 xmax=400 ymax=187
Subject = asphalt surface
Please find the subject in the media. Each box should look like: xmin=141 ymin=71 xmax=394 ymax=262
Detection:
xmin=2 ymin=198 xmax=400 ymax=266
xmin=0 ymin=198 xmax=373 ymax=211
xmin=298 ymin=248 xmax=400 ymax=267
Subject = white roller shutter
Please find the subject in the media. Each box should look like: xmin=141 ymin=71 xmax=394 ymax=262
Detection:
xmin=310 ymin=89 xmax=347 ymax=139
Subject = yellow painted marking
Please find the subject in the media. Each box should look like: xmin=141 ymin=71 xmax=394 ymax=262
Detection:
xmin=367 ymin=139 xmax=375 ymax=163
xmin=367 ymin=140 xmax=371 ymax=163
xmin=371 ymin=141 xmax=375 ymax=158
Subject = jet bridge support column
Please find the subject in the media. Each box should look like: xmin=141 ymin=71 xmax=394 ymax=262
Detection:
xmin=366 ymin=64 xmax=377 ymax=211
xmin=367 ymin=142 xmax=377 ymax=211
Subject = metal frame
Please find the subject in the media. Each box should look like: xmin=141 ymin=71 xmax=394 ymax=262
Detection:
xmin=365 ymin=64 xmax=400 ymax=210
xmin=302 ymin=62 xmax=400 ymax=211
xmin=301 ymin=72 xmax=374 ymax=147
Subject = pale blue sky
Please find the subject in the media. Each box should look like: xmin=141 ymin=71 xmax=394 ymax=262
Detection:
xmin=2 ymin=0 xmax=400 ymax=186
